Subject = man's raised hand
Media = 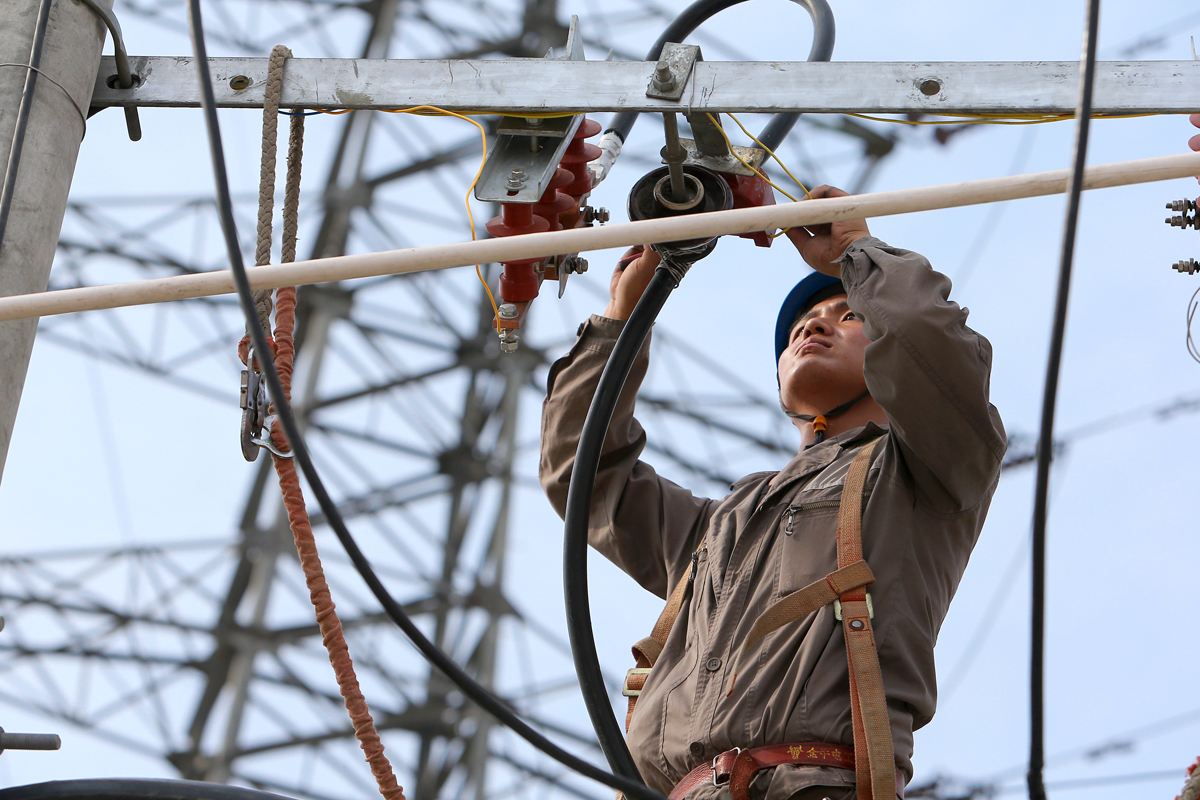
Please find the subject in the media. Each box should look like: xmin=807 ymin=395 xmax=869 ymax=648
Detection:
xmin=785 ymin=185 xmax=872 ymax=277
xmin=1190 ymin=113 xmax=1200 ymax=185
xmin=603 ymin=245 xmax=661 ymax=321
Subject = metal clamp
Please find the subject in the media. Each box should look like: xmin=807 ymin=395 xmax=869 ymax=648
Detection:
xmin=646 ymin=42 xmax=701 ymax=101
xmin=75 ymin=0 xmax=141 ymax=141
xmin=833 ymin=593 xmax=874 ymax=621
xmin=239 ymin=350 xmax=293 ymax=461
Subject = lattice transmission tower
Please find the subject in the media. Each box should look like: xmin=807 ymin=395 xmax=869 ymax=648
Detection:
xmin=0 ymin=1 xmax=910 ymax=798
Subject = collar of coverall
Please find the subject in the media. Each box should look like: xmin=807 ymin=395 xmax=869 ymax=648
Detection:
xmin=765 ymin=422 xmax=888 ymax=493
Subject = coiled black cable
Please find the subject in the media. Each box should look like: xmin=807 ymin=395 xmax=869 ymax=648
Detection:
xmin=185 ymin=3 xmax=664 ymax=799
xmin=606 ymin=0 xmax=835 ymax=151
xmin=1028 ymin=2 xmax=1102 ymax=800
xmin=561 ymin=265 xmax=681 ymax=779
xmin=0 ymin=779 xmax=297 ymax=800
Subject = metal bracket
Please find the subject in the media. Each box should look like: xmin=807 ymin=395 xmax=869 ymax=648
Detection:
xmin=76 ymin=0 xmax=141 ymax=141
xmin=670 ymin=137 xmax=765 ymax=178
xmin=646 ymin=42 xmax=700 ymax=101
xmin=474 ymin=15 xmax=586 ymax=204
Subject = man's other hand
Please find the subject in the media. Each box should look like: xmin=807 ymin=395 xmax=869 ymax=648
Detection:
xmin=1190 ymin=113 xmax=1200 ymax=185
xmin=603 ymin=245 xmax=662 ymax=321
xmin=785 ymin=185 xmax=871 ymax=276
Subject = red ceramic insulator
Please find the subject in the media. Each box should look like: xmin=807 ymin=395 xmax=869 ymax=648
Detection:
xmin=532 ymin=167 xmax=575 ymax=232
xmin=559 ymin=118 xmax=602 ymax=228
xmin=486 ymin=202 xmax=550 ymax=304
xmin=722 ymin=173 xmax=777 ymax=248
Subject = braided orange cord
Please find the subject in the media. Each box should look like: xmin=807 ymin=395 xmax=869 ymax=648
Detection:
xmin=244 ymin=44 xmax=406 ymax=800
xmin=269 ymin=286 xmax=404 ymax=800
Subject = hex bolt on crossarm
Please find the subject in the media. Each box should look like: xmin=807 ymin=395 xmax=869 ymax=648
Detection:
xmin=1173 ymin=258 xmax=1199 ymax=274
xmin=0 ymin=727 xmax=61 ymax=754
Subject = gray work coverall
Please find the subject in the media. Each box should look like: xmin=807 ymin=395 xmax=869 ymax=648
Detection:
xmin=540 ymin=238 xmax=1007 ymax=799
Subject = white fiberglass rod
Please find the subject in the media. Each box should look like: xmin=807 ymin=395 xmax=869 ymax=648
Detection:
xmin=2 ymin=151 xmax=1198 ymax=322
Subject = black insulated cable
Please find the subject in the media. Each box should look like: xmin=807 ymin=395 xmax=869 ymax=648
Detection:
xmin=561 ymin=265 xmax=680 ymax=780
xmin=0 ymin=778 xmax=298 ymax=800
xmin=606 ymin=0 xmax=835 ymax=150
xmin=1028 ymin=2 xmax=1102 ymax=800
xmin=0 ymin=0 xmax=54 ymax=252
xmin=184 ymin=3 xmax=664 ymax=799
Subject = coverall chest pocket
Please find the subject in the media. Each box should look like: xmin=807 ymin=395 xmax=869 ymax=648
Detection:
xmin=775 ymin=483 xmax=844 ymax=597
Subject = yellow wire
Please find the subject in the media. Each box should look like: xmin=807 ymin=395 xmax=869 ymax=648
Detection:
xmin=703 ymin=112 xmax=800 ymax=202
xmin=845 ymin=111 xmax=1156 ymax=126
xmin=704 ymin=112 xmax=815 ymax=239
xmin=725 ymin=112 xmax=812 ymax=199
xmin=318 ymin=105 xmax=500 ymax=329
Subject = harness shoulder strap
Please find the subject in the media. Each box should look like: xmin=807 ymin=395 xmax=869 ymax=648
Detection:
xmin=728 ymin=436 xmax=893 ymax=800
xmin=836 ymin=437 xmax=895 ymax=800
xmin=623 ymin=549 xmax=698 ymax=731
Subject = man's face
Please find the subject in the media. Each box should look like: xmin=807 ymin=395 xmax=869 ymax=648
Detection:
xmin=777 ymin=294 xmax=870 ymax=413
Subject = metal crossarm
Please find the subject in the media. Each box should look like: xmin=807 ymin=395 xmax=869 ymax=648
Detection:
xmin=91 ymin=57 xmax=1200 ymax=114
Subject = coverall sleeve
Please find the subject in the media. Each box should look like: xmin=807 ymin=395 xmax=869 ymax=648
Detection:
xmin=539 ymin=315 xmax=718 ymax=599
xmin=841 ymin=237 xmax=1007 ymax=512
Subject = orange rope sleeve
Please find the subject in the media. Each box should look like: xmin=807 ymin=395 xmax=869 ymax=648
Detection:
xmin=242 ymin=44 xmax=406 ymax=800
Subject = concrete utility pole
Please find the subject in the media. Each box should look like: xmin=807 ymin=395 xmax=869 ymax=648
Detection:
xmin=0 ymin=0 xmax=112 ymax=483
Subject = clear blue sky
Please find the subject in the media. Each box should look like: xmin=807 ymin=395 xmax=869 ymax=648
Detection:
xmin=1 ymin=1 xmax=1198 ymax=798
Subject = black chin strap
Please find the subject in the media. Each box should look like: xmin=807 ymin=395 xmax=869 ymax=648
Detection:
xmin=784 ymin=390 xmax=871 ymax=446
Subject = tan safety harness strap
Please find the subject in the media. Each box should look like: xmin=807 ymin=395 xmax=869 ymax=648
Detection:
xmin=739 ymin=559 xmax=876 ymax=653
xmin=625 ymin=554 xmax=696 ymax=731
xmin=836 ymin=438 xmax=895 ymax=800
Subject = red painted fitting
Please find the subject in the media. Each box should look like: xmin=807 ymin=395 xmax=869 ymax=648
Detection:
xmin=722 ymin=173 xmax=777 ymax=248
xmin=486 ymin=202 xmax=550 ymax=304
xmin=559 ymin=118 xmax=602 ymax=228
xmin=532 ymin=167 xmax=575 ymax=232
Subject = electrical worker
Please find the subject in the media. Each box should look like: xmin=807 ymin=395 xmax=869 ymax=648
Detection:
xmin=540 ymin=185 xmax=1006 ymax=800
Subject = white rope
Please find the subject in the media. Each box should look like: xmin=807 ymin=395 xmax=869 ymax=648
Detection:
xmin=3 ymin=149 xmax=1199 ymax=322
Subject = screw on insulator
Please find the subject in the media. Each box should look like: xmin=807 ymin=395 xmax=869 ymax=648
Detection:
xmin=584 ymin=206 xmax=610 ymax=225
xmin=561 ymin=255 xmax=589 ymax=275
xmin=1165 ymin=214 xmax=1198 ymax=229
xmin=1173 ymin=258 xmax=1199 ymax=275
xmin=0 ymin=727 xmax=61 ymax=754
xmin=505 ymin=169 xmax=527 ymax=192
xmin=1166 ymin=199 xmax=1197 ymax=213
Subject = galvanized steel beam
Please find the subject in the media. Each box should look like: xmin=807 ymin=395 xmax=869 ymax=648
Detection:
xmin=91 ymin=57 xmax=1200 ymax=114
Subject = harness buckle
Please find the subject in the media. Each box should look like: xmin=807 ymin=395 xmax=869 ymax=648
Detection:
xmin=712 ymin=747 xmax=742 ymax=786
xmin=621 ymin=667 xmax=652 ymax=697
xmin=833 ymin=593 xmax=873 ymax=621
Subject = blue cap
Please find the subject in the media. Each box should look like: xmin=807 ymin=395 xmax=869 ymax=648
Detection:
xmin=774 ymin=272 xmax=845 ymax=363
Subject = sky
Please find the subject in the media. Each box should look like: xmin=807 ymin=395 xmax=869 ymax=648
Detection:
xmin=1 ymin=1 xmax=1199 ymax=799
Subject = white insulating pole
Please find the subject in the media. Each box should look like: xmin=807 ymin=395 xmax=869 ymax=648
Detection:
xmin=0 ymin=0 xmax=111 ymax=483
xmin=0 ymin=150 xmax=1198 ymax=323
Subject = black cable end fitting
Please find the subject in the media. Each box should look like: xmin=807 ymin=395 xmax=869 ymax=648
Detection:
xmin=628 ymin=164 xmax=733 ymax=271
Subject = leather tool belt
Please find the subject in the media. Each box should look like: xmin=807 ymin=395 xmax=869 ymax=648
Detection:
xmin=667 ymin=742 xmax=855 ymax=800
